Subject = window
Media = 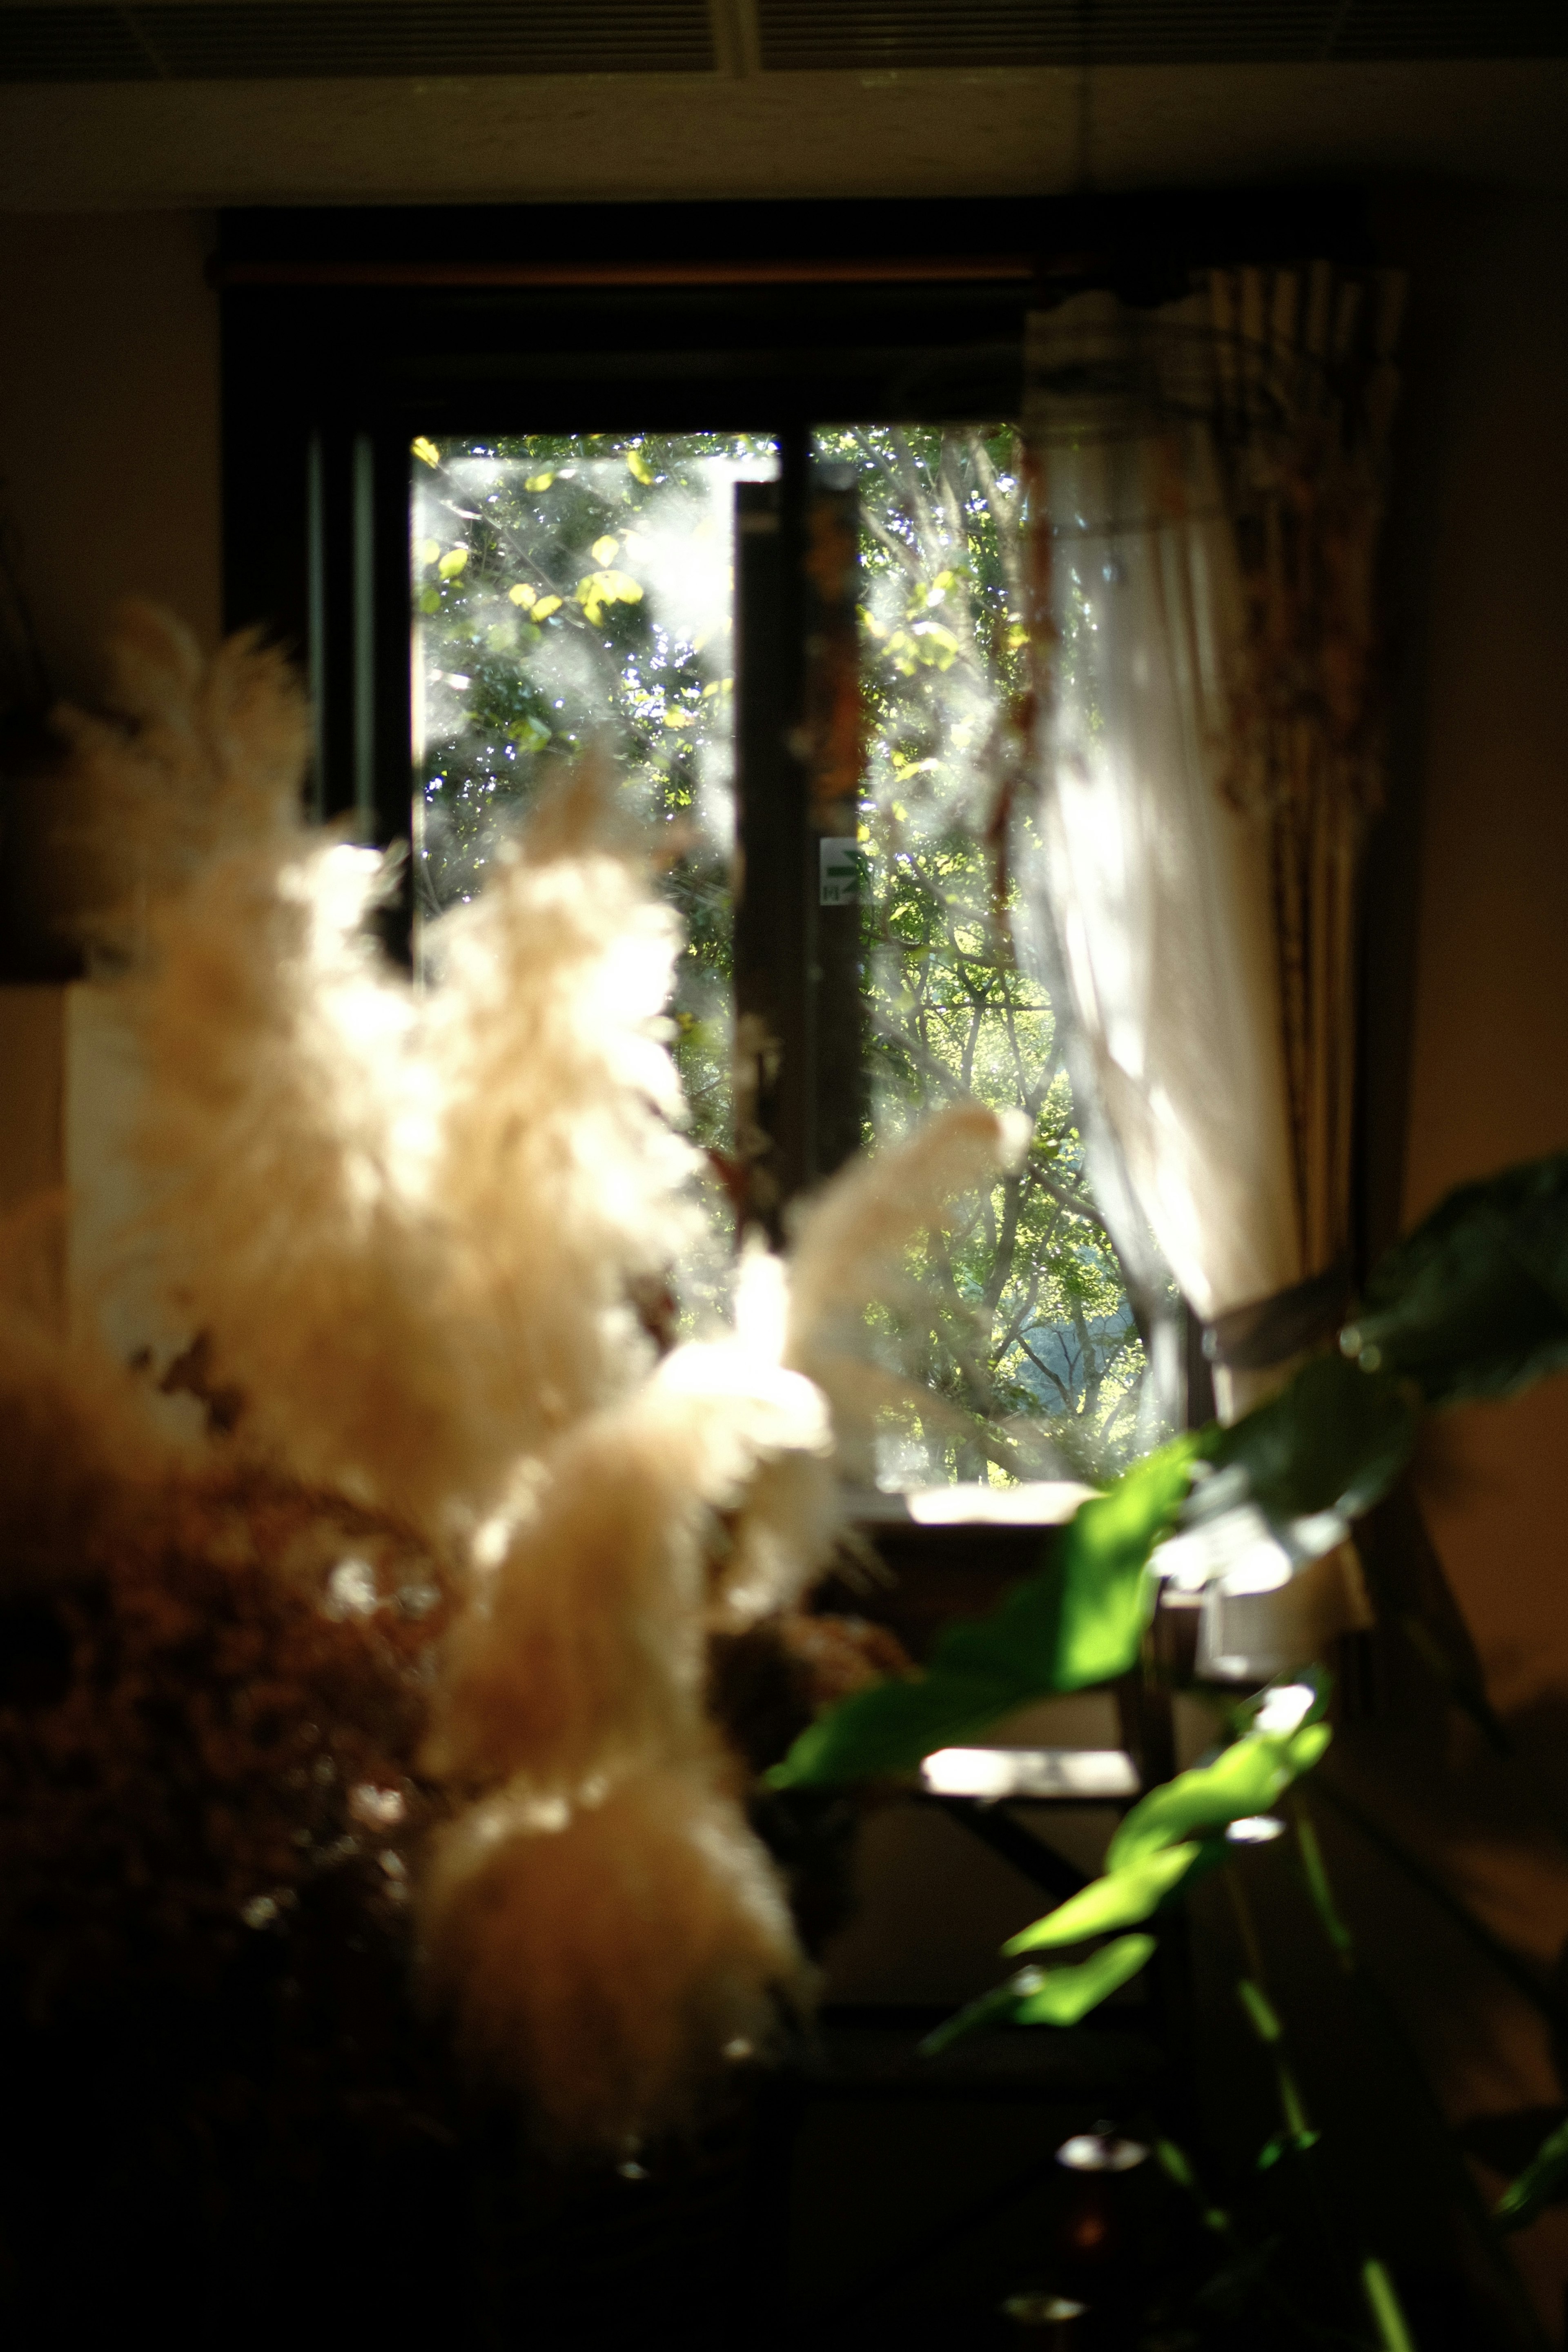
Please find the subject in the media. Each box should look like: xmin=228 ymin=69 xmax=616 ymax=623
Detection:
xmin=408 ymin=421 xmax=1146 ymax=1483
xmin=219 ymin=194 xmax=1364 ymax=1484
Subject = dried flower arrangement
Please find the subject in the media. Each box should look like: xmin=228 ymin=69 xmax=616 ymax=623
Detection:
xmin=0 ymin=604 xmax=1022 ymax=2185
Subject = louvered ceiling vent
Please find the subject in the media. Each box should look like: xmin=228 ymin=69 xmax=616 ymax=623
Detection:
xmin=0 ymin=2 xmax=717 ymax=80
xmin=758 ymin=1 xmax=1568 ymax=69
xmin=0 ymin=0 xmax=1561 ymax=83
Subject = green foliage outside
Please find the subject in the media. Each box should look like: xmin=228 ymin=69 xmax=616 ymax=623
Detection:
xmin=819 ymin=425 xmax=1148 ymax=1484
xmin=413 ymin=425 xmax=1154 ymax=1487
xmin=411 ymin=429 xmax=759 ymax=1154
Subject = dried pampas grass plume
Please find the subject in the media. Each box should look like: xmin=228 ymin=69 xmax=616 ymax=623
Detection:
xmin=42 ymin=604 xmax=1035 ymax=2151
xmin=420 ymin=1758 xmax=801 ymax=2149
xmin=57 ymin=600 xmax=310 ymax=952
xmin=786 ymin=1104 xmax=1031 ymax=1373
xmin=423 ymin=758 xmax=704 ymax=1473
xmin=780 ymin=1103 xmax=1031 ymax=1470
xmin=67 ymin=612 xmax=701 ymax=1529
xmin=423 ymin=1351 xmax=829 ymax=1793
xmin=52 ymin=607 xmax=822 ymax=2145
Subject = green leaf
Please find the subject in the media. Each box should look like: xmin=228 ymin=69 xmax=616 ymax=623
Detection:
xmin=1495 ymin=2111 xmax=1568 ymax=2232
xmin=1361 ymin=2258 xmax=1418 ymax=2352
xmin=1014 ymin=1934 xmax=1155 ymax=2024
xmin=1210 ymin=1351 xmax=1419 ymax=1526
xmin=1002 ymin=1843 xmax=1201 ymax=1956
xmin=936 ymin=1434 xmax=1197 ymax=1693
xmin=920 ymin=1935 xmax=1156 ymax=2054
xmin=763 ymin=1670 xmax=1020 ymax=1791
xmin=918 ymin=1969 xmax=1040 ymax=2055
xmin=765 ymin=1436 xmax=1197 ymax=1790
xmin=1353 ymin=1152 xmax=1568 ymax=1408
xmin=1293 ymin=1806 xmax=1355 ymax=1959
xmin=1154 ymin=2139 xmax=1231 ymax=2234
xmin=1155 ymin=2136 xmax=1197 ymax=2190
xmin=1237 ymin=1976 xmax=1283 ymax=2044
xmin=1106 ymin=1723 xmax=1332 ymax=1872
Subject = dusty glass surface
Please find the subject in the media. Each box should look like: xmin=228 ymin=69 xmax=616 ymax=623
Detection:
xmin=817 ymin=424 xmax=1154 ymax=1485
xmin=412 ymin=431 xmax=778 ymax=1150
xmin=410 ymin=425 xmax=1157 ymax=1480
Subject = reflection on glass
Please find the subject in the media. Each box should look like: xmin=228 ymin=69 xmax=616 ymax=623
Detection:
xmin=815 ymin=425 xmax=1157 ymax=1487
xmin=410 ymin=426 xmax=1162 ymax=1487
xmin=411 ymin=432 xmax=779 ymax=1150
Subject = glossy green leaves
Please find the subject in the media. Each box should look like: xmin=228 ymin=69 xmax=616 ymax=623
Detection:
xmin=1208 ymin=1350 xmax=1419 ymax=1527
xmin=1350 ymin=1150 xmax=1568 ymax=1407
xmin=1360 ymin=2260 xmax=1418 ymax=2352
xmin=1294 ymin=1806 xmax=1355 ymax=1960
xmin=1013 ymin=1935 xmax=1156 ymax=2024
xmin=764 ymin=1670 xmax=1022 ymax=1790
xmin=766 ymin=1436 xmax=1198 ymax=1789
xmin=950 ymin=1714 xmax=1330 ymax=2043
xmin=920 ymin=1935 xmax=1157 ymax=2054
xmin=1107 ymin=1723 xmax=1332 ymax=1872
xmin=1002 ymin=1842 xmax=1202 ymax=1957
xmin=1495 ymin=2111 xmax=1568 ymax=2233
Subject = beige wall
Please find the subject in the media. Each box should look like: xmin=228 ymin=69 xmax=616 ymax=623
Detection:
xmin=0 ymin=211 xmax=220 ymax=704
xmin=1391 ymin=190 xmax=1568 ymax=1719
xmin=1 ymin=62 xmax=1566 ymax=209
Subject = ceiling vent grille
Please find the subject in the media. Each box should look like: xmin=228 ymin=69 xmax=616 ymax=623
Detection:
xmin=1 ymin=0 xmax=1563 ymax=82
xmin=0 ymin=2 xmax=717 ymax=81
xmin=757 ymin=0 xmax=1568 ymax=68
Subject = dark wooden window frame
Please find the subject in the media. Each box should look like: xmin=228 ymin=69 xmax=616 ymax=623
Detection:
xmin=216 ymin=188 xmax=1386 ymax=1730
xmin=217 ymin=185 xmax=1370 ymax=1183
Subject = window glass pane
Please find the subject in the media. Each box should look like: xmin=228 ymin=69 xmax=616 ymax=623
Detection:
xmin=815 ymin=425 xmax=1159 ymax=1487
xmin=411 ymin=432 xmax=779 ymax=1152
xmin=411 ymin=427 xmax=1163 ymax=1486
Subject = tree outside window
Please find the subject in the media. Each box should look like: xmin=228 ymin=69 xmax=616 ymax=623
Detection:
xmin=412 ymin=427 xmax=1160 ymax=1484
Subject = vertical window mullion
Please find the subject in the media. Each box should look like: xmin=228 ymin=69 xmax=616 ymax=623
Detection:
xmin=733 ymin=453 xmax=869 ymax=1238
xmin=733 ymin=474 xmax=806 ymax=1237
xmin=303 ymin=419 xmax=359 ymax=832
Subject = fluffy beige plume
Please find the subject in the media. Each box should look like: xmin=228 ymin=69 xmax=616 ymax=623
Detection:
xmin=707 ymin=1116 xmax=1029 ymax=1624
xmin=56 ymin=602 xmax=308 ymax=956
xmin=127 ymin=832 xmax=486 ymax=1523
xmin=67 ymin=616 xmax=700 ymax=1528
xmin=424 ymin=1343 xmax=830 ymax=1789
xmin=782 ymin=1102 xmax=1031 ymax=1457
xmin=58 ymin=604 xmax=473 ymax=1517
xmin=713 ymin=1449 xmax=844 ymax=1628
xmin=421 ymin=760 xmax=702 ymax=1460
xmin=46 ymin=608 xmax=1037 ymax=2152
xmin=689 ymin=1241 xmax=839 ymax=1628
xmin=419 ymin=1758 xmax=801 ymax=2149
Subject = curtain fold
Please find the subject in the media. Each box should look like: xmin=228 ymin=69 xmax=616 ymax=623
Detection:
xmin=1015 ymin=264 xmax=1404 ymax=1670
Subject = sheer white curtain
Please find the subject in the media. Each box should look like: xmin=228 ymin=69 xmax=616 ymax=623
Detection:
xmin=1015 ymin=269 xmax=1404 ymax=1672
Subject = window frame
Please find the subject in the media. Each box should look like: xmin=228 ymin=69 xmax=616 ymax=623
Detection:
xmin=217 ymin=186 xmax=1370 ymax=1189
xmin=216 ymin=189 xmax=1372 ymax=833
xmin=217 ymin=187 xmax=1387 ymax=1768
xmin=223 ymin=190 xmax=1374 ymax=1298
